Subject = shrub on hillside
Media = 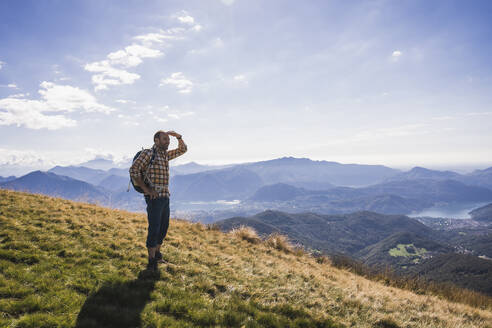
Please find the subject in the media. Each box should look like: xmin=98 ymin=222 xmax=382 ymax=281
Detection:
xmin=310 ymin=249 xmax=331 ymax=264
xmin=206 ymin=223 xmax=221 ymax=231
xmin=229 ymin=225 xmax=261 ymax=244
xmin=265 ymin=233 xmax=294 ymax=253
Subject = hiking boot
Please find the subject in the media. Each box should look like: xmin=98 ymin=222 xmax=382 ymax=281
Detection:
xmin=155 ymin=250 xmax=168 ymax=263
xmin=146 ymin=257 xmax=158 ymax=271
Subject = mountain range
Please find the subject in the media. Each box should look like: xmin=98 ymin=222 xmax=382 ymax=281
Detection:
xmin=244 ymin=178 xmax=492 ymax=215
xmin=2 ymin=157 xmax=492 ymax=216
xmin=0 ymin=171 xmax=108 ymax=203
xmin=2 ymin=157 xmax=492 ymax=297
xmin=0 ymin=175 xmax=16 ymax=183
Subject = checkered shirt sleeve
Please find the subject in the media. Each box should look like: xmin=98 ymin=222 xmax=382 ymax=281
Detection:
xmin=168 ymin=141 xmax=187 ymax=160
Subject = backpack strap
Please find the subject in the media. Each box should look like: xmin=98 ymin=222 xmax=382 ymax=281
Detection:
xmin=142 ymin=148 xmax=157 ymax=188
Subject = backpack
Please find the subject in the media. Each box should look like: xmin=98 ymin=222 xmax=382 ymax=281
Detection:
xmin=127 ymin=148 xmax=156 ymax=193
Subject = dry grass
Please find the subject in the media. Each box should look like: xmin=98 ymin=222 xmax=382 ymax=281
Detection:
xmin=229 ymin=225 xmax=307 ymax=256
xmin=229 ymin=225 xmax=262 ymax=244
xmin=330 ymin=254 xmax=492 ymax=310
xmin=264 ymin=232 xmax=295 ymax=253
xmin=1 ymin=189 xmax=491 ymax=328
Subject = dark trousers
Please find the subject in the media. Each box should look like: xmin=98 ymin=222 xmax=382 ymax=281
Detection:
xmin=144 ymin=195 xmax=170 ymax=248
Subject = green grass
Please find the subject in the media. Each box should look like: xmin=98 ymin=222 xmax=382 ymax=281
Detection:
xmin=0 ymin=189 xmax=491 ymax=328
xmin=388 ymin=244 xmax=427 ymax=258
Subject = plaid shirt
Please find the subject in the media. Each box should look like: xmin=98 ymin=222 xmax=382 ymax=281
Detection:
xmin=129 ymin=141 xmax=187 ymax=198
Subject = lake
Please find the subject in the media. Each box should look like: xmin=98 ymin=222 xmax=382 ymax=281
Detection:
xmin=408 ymin=202 xmax=489 ymax=219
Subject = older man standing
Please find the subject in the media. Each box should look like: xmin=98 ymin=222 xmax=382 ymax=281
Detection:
xmin=129 ymin=130 xmax=187 ymax=271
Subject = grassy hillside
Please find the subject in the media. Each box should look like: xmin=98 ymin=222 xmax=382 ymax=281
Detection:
xmin=355 ymin=232 xmax=452 ymax=269
xmin=0 ymin=189 xmax=491 ymax=328
xmin=410 ymin=253 xmax=492 ymax=296
xmin=470 ymin=202 xmax=492 ymax=222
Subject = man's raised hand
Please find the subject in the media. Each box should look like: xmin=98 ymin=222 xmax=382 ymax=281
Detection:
xmin=166 ymin=131 xmax=181 ymax=138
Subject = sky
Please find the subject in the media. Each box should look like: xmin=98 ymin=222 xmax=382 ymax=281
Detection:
xmin=1 ymin=0 xmax=492 ymax=176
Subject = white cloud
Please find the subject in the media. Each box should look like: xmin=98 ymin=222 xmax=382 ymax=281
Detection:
xmin=430 ymin=112 xmax=492 ymax=121
xmin=85 ymin=61 xmax=141 ymax=91
xmin=0 ymin=83 xmax=18 ymax=88
xmin=0 ymin=148 xmax=58 ymax=167
xmin=167 ymin=111 xmax=194 ymax=119
xmin=85 ymin=44 xmax=162 ymax=91
xmin=353 ymin=123 xmax=429 ymax=141
xmin=391 ymin=50 xmax=402 ymax=62
xmin=38 ymin=82 xmax=114 ymax=113
xmin=233 ymin=74 xmax=249 ymax=85
xmin=81 ymin=148 xmax=133 ymax=166
xmin=146 ymin=110 xmax=168 ymax=123
xmin=155 ymin=117 xmax=168 ymax=123
xmin=173 ymin=11 xmax=198 ymax=27
xmin=0 ymin=148 xmax=132 ymax=173
xmin=177 ymin=15 xmax=195 ymax=25
xmin=192 ymin=24 xmax=203 ymax=32
xmin=212 ymin=38 xmax=224 ymax=48
xmin=52 ymin=64 xmax=63 ymax=75
xmin=115 ymin=99 xmax=136 ymax=104
xmin=431 ymin=115 xmax=455 ymax=121
xmin=0 ymin=60 xmax=4 ymax=70
xmin=106 ymin=44 xmax=162 ymax=68
xmin=7 ymin=93 xmax=30 ymax=98
xmin=122 ymin=121 xmax=140 ymax=126
xmin=80 ymin=19 xmax=196 ymax=95
xmin=464 ymin=111 xmax=492 ymax=117
xmin=160 ymin=72 xmax=193 ymax=94
xmin=84 ymin=148 xmax=116 ymax=161
xmin=317 ymin=123 xmax=431 ymax=148
xmin=147 ymin=106 xmax=194 ymax=121
xmin=188 ymin=37 xmax=224 ymax=55
xmin=117 ymin=112 xmax=141 ymax=126
xmin=85 ymin=14 xmax=203 ymax=91
xmin=0 ymin=82 xmax=114 ymax=130
xmin=0 ymin=101 xmax=76 ymax=130
xmin=133 ymin=28 xmax=186 ymax=46
xmin=221 ymin=0 xmax=236 ymax=5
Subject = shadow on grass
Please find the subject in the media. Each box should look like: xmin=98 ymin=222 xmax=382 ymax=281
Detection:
xmin=75 ymin=269 xmax=160 ymax=328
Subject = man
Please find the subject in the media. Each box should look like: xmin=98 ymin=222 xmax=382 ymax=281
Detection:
xmin=129 ymin=130 xmax=187 ymax=271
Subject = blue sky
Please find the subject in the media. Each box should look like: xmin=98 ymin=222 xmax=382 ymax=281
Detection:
xmin=1 ymin=0 xmax=491 ymax=176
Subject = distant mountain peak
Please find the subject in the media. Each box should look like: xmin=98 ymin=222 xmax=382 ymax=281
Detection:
xmin=274 ymin=156 xmax=339 ymax=164
xmin=470 ymin=166 xmax=492 ymax=175
xmin=24 ymin=170 xmax=48 ymax=177
xmin=78 ymin=158 xmax=115 ymax=170
xmin=409 ymin=166 xmax=431 ymax=172
xmin=20 ymin=170 xmax=73 ymax=181
xmin=177 ymin=161 xmax=202 ymax=167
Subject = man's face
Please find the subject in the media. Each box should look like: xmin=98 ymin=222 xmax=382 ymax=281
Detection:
xmin=156 ymin=133 xmax=170 ymax=150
